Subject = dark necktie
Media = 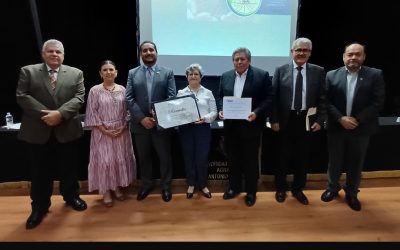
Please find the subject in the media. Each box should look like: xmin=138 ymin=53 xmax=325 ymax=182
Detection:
xmin=49 ymin=69 xmax=57 ymax=90
xmin=146 ymin=67 xmax=153 ymax=102
xmin=294 ymin=66 xmax=303 ymax=111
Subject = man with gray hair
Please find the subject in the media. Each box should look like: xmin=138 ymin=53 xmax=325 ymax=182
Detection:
xmin=270 ymin=37 xmax=327 ymax=205
xmin=17 ymin=39 xmax=87 ymax=229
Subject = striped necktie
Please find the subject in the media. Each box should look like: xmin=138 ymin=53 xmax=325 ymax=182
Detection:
xmin=49 ymin=69 xmax=57 ymax=90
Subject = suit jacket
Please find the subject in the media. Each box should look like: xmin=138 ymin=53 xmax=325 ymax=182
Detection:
xmin=217 ymin=65 xmax=272 ymax=135
xmin=16 ymin=63 xmax=85 ymax=144
xmin=270 ymin=62 xmax=326 ymax=129
xmin=326 ymin=66 xmax=385 ymax=135
xmin=126 ymin=64 xmax=176 ymax=134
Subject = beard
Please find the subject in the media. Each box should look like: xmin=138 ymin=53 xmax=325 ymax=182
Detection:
xmin=142 ymin=55 xmax=156 ymax=65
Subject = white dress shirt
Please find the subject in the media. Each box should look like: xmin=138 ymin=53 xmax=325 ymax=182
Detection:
xmin=234 ymin=70 xmax=248 ymax=98
xmin=177 ymin=85 xmax=217 ymax=123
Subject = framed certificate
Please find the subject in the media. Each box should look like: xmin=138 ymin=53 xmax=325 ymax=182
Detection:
xmin=152 ymin=95 xmax=201 ymax=129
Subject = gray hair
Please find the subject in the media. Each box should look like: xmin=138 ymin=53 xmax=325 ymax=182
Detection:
xmin=291 ymin=37 xmax=312 ymax=50
xmin=42 ymin=39 xmax=65 ymax=54
xmin=185 ymin=63 xmax=204 ymax=77
xmin=232 ymin=47 xmax=251 ymax=61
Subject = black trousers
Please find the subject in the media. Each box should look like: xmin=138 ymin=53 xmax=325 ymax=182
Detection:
xmin=327 ymin=133 xmax=369 ymax=196
xmin=26 ymin=136 xmax=80 ymax=212
xmin=134 ymin=130 xmax=172 ymax=190
xmin=224 ymin=121 xmax=262 ymax=194
xmin=275 ymin=111 xmax=311 ymax=192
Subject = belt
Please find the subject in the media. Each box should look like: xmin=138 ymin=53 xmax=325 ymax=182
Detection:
xmin=290 ymin=110 xmax=307 ymax=116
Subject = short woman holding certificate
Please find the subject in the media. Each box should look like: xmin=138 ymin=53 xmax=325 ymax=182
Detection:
xmin=177 ymin=63 xmax=217 ymax=199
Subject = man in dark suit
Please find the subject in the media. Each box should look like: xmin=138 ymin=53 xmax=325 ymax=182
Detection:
xmin=321 ymin=42 xmax=385 ymax=211
xmin=126 ymin=41 xmax=176 ymax=202
xmin=270 ymin=37 xmax=326 ymax=205
xmin=16 ymin=39 xmax=87 ymax=230
xmin=217 ymin=47 xmax=272 ymax=207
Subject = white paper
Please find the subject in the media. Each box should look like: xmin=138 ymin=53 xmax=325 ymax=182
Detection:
xmin=306 ymin=107 xmax=317 ymax=131
xmin=222 ymin=97 xmax=252 ymax=120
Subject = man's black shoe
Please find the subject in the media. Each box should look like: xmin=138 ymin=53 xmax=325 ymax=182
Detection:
xmin=321 ymin=190 xmax=339 ymax=202
xmin=66 ymin=197 xmax=87 ymax=211
xmin=345 ymin=195 xmax=361 ymax=211
xmin=137 ymin=188 xmax=152 ymax=201
xmin=275 ymin=191 xmax=287 ymax=203
xmin=292 ymin=191 xmax=309 ymax=205
xmin=26 ymin=210 xmax=48 ymax=230
xmin=222 ymin=189 xmax=238 ymax=200
xmin=161 ymin=189 xmax=172 ymax=202
xmin=245 ymin=193 xmax=256 ymax=207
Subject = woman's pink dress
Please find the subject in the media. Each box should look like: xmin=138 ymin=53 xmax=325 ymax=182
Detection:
xmin=84 ymin=84 xmax=136 ymax=194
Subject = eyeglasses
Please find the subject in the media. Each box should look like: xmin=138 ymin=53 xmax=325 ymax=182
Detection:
xmin=293 ymin=48 xmax=311 ymax=53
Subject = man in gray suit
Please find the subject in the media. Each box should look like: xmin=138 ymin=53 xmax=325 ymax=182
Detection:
xmin=16 ymin=39 xmax=87 ymax=230
xmin=321 ymin=42 xmax=385 ymax=211
xmin=126 ymin=41 xmax=176 ymax=202
xmin=271 ymin=37 xmax=326 ymax=205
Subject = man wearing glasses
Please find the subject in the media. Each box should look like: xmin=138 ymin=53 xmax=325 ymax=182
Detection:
xmin=270 ymin=37 xmax=327 ymax=205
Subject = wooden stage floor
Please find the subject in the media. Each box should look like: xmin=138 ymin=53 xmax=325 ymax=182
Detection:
xmin=1 ymin=182 xmax=400 ymax=243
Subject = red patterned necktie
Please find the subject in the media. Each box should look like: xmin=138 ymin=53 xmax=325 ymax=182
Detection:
xmin=49 ymin=69 xmax=57 ymax=90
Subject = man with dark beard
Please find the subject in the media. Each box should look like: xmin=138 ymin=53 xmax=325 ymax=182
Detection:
xmin=126 ymin=41 xmax=176 ymax=202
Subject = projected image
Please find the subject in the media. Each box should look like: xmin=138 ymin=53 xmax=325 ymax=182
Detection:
xmin=152 ymin=0 xmax=291 ymax=56
xmin=140 ymin=0 xmax=297 ymax=75
xmin=187 ymin=0 xmax=291 ymax=20
xmin=187 ymin=0 xmax=230 ymax=21
xmin=226 ymin=0 xmax=262 ymax=16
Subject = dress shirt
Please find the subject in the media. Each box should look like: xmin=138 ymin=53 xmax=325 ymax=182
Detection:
xmin=346 ymin=70 xmax=358 ymax=116
xmin=177 ymin=85 xmax=217 ymax=123
xmin=233 ymin=70 xmax=248 ymax=97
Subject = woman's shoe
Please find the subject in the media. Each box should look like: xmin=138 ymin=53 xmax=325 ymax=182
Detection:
xmin=186 ymin=186 xmax=194 ymax=199
xmin=103 ymin=191 xmax=113 ymax=207
xmin=201 ymin=187 xmax=212 ymax=199
xmin=114 ymin=188 xmax=125 ymax=201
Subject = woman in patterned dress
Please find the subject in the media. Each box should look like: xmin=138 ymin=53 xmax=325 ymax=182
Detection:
xmin=84 ymin=60 xmax=136 ymax=207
